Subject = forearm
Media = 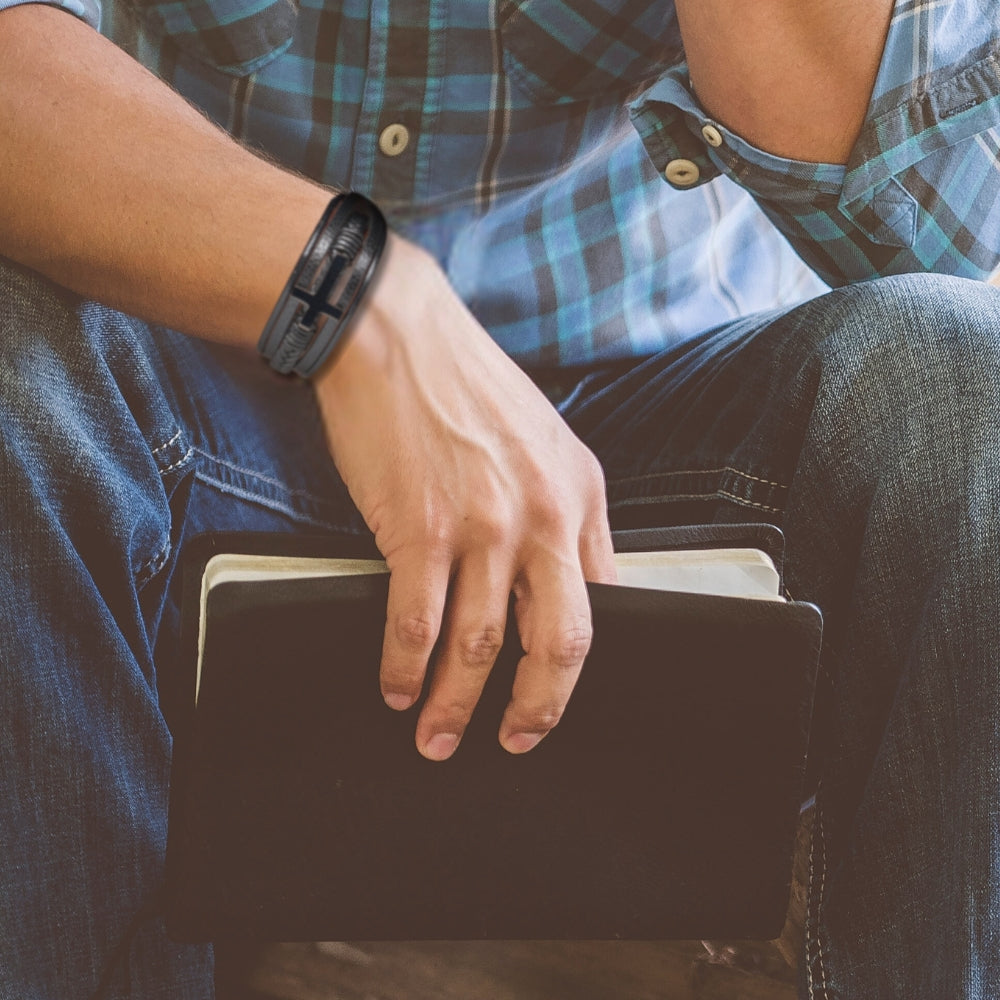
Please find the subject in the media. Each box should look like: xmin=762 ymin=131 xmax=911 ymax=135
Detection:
xmin=0 ymin=4 xmax=330 ymax=347
xmin=674 ymin=0 xmax=893 ymax=164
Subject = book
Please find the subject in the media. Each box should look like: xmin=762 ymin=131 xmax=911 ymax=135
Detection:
xmin=194 ymin=545 xmax=783 ymax=704
xmin=164 ymin=525 xmax=822 ymax=943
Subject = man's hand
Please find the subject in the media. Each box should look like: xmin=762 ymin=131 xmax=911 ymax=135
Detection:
xmin=315 ymin=234 xmax=617 ymax=760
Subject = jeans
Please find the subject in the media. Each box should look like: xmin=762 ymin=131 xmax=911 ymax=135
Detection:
xmin=2 ymin=255 xmax=999 ymax=999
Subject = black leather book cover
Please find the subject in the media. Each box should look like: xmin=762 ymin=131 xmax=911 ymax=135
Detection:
xmin=164 ymin=527 xmax=821 ymax=942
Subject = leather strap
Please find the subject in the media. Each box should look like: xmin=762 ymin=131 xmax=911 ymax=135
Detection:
xmin=258 ymin=192 xmax=387 ymax=378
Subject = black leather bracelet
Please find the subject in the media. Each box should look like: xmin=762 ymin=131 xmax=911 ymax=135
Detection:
xmin=258 ymin=192 xmax=387 ymax=378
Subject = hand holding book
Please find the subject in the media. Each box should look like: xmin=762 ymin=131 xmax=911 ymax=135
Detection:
xmin=312 ymin=239 xmax=616 ymax=761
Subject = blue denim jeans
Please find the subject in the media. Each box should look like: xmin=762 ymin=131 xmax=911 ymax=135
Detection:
xmin=2 ymin=255 xmax=999 ymax=999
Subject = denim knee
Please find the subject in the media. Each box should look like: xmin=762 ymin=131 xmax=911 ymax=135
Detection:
xmin=786 ymin=273 xmax=1000 ymax=527
xmin=782 ymin=272 xmax=1000 ymax=703
xmin=0 ymin=257 xmax=194 ymax=594
xmin=808 ymin=272 xmax=1000 ymax=419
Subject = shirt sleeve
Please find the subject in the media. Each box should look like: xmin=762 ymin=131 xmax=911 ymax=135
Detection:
xmin=0 ymin=0 xmax=101 ymax=30
xmin=629 ymin=1 xmax=1000 ymax=287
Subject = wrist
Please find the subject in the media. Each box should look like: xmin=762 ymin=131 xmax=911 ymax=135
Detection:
xmin=258 ymin=192 xmax=387 ymax=377
xmin=189 ymin=177 xmax=334 ymax=348
xmin=243 ymin=185 xmax=334 ymax=337
xmin=315 ymin=231 xmax=441 ymax=391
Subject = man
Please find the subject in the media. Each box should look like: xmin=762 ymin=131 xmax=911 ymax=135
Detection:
xmin=1 ymin=1 xmax=999 ymax=997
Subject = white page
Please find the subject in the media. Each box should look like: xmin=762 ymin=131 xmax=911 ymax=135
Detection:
xmin=202 ymin=548 xmax=781 ymax=600
xmin=196 ymin=548 xmax=783 ymax=699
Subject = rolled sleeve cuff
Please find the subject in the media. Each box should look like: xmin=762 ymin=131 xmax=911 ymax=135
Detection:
xmin=628 ymin=67 xmax=726 ymax=193
xmin=0 ymin=0 xmax=100 ymax=30
xmin=629 ymin=66 xmax=847 ymax=196
xmin=629 ymin=28 xmax=1000 ymax=286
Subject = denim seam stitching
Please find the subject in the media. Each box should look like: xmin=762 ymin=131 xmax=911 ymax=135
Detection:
xmin=189 ymin=471 xmax=362 ymax=535
xmin=192 ymin=469 xmax=354 ymax=530
xmin=158 ymin=445 xmax=195 ymax=476
xmin=135 ymin=536 xmax=171 ymax=590
xmin=805 ymin=785 xmax=831 ymax=999
xmin=611 ymin=466 xmax=790 ymax=491
xmin=715 ymin=490 xmax=783 ymax=513
xmin=190 ymin=447 xmax=340 ymax=503
xmin=134 ymin=430 xmax=194 ymax=588
xmin=608 ymin=491 xmax=784 ymax=514
xmin=150 ymin=428 xmax=184 ymax=456
xmin=189 ymin=446 xmax=362 ymax=529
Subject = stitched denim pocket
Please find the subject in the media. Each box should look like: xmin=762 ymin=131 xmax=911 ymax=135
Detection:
xmin=125 ymin=0 xmax=298 ymax=76
xmin=498 ymin=0 xmax=679 ymax=105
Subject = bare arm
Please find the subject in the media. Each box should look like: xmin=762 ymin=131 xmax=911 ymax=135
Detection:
xmin=1 ymin=4 xmax=615 ymax=760
xmin=0 ymin=3 xmax=329 ymax=345
xmin=674 ymin=0 xmax=894 ymax=163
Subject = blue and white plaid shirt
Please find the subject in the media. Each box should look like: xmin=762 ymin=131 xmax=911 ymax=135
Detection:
xmin=8 ymin=0 xmax=1000 ymax=365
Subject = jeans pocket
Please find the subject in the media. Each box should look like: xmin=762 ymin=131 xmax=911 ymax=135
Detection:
xmin=124 ymin=0 xmax=298 ymax=76
xmin=497 ymin=0 xmax=680 ymax=105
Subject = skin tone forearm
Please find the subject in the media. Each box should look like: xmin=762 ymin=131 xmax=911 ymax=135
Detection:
xmin=0 ymin=4 xmax=617 ymax=761
xmin=675 ymin=0 xmax=894 ymax=164
xmin=0 ymin=4 xmax=330 ymax=345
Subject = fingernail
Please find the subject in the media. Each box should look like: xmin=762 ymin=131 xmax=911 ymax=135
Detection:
xmin=503 ymin=732 xmax=544 ymax=754
xmin=384 ymin=692 xmax=414 ymax=711
xmin=423 ymin=733 xmax=460 ymax=761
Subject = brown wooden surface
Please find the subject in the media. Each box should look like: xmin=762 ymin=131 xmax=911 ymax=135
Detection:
xmin=220 ymin=938 xmax=796 ymax=1000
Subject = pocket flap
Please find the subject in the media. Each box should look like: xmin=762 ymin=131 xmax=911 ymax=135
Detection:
xmin=499 ymin=0 xmax=679 ymax=104
xmin=131 ymin=0 xmax=297 ymax=75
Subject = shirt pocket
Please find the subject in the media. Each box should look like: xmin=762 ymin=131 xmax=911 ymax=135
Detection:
xmin=498 ymin=0 xmax=680 ymax=105
xmin=125 ymin=0 xmax=298 ymax=76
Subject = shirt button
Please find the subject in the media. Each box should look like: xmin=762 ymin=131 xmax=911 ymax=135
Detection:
xmin=378 ymin=123 xmax=410 ymax=157
xmin=701 ymin=123 xmax=723 ymax=148
xmin=664 ymin=158 xmax=700 ymax=187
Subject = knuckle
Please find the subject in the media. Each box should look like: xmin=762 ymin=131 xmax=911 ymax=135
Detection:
xmin=582 ymin=448 xmax=605 ymax=484
xmin=583 ymin=454 xmax=608 ymax=500
xmin=525 ymin=488 xmax=566 ymax=532
xmin=394 ymin=613 xmax=438 ymax=652
xmin=420 ymin=523 xmax=455 ymax=560
xmin=474 ymin=514 xmax=515 ymax=549
xmin=432 ymin=702 xmax=473 ymax=729
xmin=382 ymin=661 xmax=425 ymax=687
xmin=520 ymin=702 xmax=565 ymax=733
xmin=548 ymin=621 xmax=593 ymax=669
xmin=421 ymin=700 xmax=474 ymax=737
xmin=457 ymin=624 xmax=505 ymax=667
xmin=414 ymin=509 xmax=458 ymax=558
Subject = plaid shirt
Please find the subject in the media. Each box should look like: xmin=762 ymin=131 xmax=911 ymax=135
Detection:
xmin=9 ymin=0 xmax=1000 ymax=365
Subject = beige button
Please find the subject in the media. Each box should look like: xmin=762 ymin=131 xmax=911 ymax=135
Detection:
xmin=664 ymin=158 xmax=700 ymax=187
xmin=701 ymin=123 xmax=723 ymax=148
xmin=378 ymin=123 xmax=410 ymax=156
